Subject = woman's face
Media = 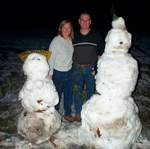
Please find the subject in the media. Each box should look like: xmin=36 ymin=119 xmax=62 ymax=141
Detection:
xmin=62 ymin=23 xmax=72 ymax=39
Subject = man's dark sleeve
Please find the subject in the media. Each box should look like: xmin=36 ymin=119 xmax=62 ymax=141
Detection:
xmin=94 ymin=31 xmax=105 ymax=74
xmin=96 ymin=31 xmax=105 ymax=56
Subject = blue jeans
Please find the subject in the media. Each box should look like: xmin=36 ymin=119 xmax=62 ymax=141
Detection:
xmin=52 ymin=69 xmax=73 ymax=116
xmin=72 ymin=65 xmax=95 ymax=114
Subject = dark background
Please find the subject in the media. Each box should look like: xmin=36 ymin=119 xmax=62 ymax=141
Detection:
xmin=0 ymin=0 xmax=149 ymax=33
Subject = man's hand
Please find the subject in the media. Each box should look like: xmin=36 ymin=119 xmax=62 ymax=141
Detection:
xmin=91 ymin=70 xmax=96 ymax=76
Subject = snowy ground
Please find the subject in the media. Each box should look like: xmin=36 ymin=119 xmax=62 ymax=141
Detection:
xmin=0 ymin=28 xmax=150 ymax=148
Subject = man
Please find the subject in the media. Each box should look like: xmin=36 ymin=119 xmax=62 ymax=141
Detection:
xmin=72 ymin=12 xmax=104 ymax=121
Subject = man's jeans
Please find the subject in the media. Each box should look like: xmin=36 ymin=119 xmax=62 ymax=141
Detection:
xmin=72 ymin=65 xmax=95 ymax=114
xmin=52 ymin=69 xmax=73 ymax=116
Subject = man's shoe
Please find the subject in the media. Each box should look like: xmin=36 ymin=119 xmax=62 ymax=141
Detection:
xmin=64 ymin=115 xmax=74 ymax=122
xmin=74 ymin=114 xmax=81 ymax=122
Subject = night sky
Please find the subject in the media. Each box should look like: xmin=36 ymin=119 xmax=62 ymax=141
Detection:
xmin=0 ymin=0 xmax=149 ymax=32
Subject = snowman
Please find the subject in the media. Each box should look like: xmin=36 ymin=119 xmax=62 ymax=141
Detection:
xmin=81 ymin=17 xmax=142 ymax=149
xmin=17 ymin=53 xmax=61 ymax=144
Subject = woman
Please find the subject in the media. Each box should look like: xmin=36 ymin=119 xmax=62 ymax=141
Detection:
xmin=48 ymin=20 xmax=74 ymax=122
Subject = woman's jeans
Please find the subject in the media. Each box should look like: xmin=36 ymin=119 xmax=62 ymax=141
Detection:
xmin=52 ymin=69 xmax=73 ymax=116
xmin=72 ymin=65 xmax=95 ymax=114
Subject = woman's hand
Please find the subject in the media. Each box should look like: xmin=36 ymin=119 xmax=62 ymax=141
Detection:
xmin=47 ymin=75 xmax=52 ymax=80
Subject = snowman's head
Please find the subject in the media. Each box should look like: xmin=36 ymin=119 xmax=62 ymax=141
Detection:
xmin=23 ymin=53 xmax=49 ymax=80
xmin=112 ymin=17 xmax=126 ymax=30
xmin=104 ymin=17 xmax=131 ymax=55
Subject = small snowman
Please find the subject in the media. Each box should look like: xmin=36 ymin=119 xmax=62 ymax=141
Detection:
xmin=81 ymin=17 xmax=142 ymax=149
xmin=17 ymin=53 xmax=61 ymax=144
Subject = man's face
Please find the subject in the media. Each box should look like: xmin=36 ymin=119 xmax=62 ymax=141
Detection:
xmin=78 ymin=14 xmax=91 ymax=30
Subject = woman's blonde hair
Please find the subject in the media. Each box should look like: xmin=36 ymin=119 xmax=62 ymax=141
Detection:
xmin=58 ymin=20 xmax=74 ymax=39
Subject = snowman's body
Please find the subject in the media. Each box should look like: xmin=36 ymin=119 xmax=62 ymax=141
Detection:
xmin=19 ymin=78 xmax=58 ymax=113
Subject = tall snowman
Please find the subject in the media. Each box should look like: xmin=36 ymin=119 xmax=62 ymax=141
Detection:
xmin=81 ymin=17 xmax=142 ymax=149
xmin=17 ymin=53 xmax=61 ymax=144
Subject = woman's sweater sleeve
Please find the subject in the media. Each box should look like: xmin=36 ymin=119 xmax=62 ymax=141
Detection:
xmin=48 ymin=38 xmax=57 ymax=76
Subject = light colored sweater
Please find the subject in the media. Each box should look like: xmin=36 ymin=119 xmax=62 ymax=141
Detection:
xmin=48 ymin=35 xmax=74 ymax=76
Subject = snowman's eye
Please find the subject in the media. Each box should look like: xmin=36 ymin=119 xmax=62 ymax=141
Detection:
xmin=32 ymin=57 xmax=41 ymax=60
